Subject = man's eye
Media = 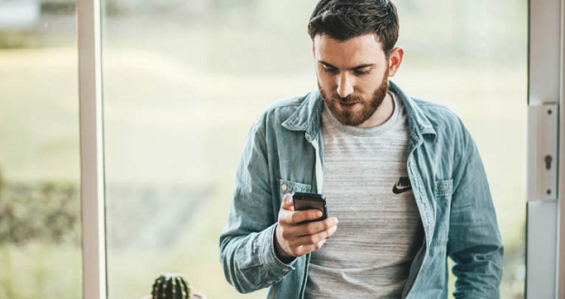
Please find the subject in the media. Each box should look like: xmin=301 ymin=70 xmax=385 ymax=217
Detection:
xmin=354 ymin=70 xmax=370 ymax=75
xmin=323 ymin=67 xmax=338 ymax=73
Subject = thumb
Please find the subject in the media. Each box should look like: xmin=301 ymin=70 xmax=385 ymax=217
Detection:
xmin=281 ymin=193 xmax=295 ymax=211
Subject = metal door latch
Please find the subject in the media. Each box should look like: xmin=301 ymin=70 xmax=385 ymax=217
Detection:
xmin=527 ymin=104 xmax=559 ymax=201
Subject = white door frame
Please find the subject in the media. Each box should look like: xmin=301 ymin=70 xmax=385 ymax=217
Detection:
xmin=77 ymin=0 xmax=107 ymax=298
xmin=527 ymin=0 xmax=564 ymax=298
xmin=558 ymin=1 xmax=565 ymax=296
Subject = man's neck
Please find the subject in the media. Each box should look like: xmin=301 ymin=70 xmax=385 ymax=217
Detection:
xmin=355 ymin=92 xmax=394 ymax=129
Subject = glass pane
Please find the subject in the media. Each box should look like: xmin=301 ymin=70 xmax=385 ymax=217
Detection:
xmin=393 ymin=1 xmax=527 ymax=297
xmin=102 ymin=1 xmax=316 ymax=297
xmin=0 ymin=0 xmax=81 ymax=298
xmin=103 ymin=0 xmax=526 ymax=298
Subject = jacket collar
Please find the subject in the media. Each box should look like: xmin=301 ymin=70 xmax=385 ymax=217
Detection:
xmin=282 ymin=80 xmax=437 ymax=142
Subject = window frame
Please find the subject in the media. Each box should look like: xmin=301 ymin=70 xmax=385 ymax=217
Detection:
xmin=78 ymin=0 xmax=107 ymax=298
xmin=527 ymin=0 xmax=564 ymax=297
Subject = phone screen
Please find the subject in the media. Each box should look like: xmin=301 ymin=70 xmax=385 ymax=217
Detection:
xmin=294 ymin=199 xmax=325 ymax=213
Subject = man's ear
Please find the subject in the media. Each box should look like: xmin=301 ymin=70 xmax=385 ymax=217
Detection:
xmin=387 ymin=47 xmax=404 ymax=77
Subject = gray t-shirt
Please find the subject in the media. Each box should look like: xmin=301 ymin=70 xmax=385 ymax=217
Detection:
xmin=305 ymin=92 xmax=424 ymax=298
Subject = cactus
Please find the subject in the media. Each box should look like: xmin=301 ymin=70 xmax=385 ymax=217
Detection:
xmin=151 ymin=273 xmax=192 ymax=299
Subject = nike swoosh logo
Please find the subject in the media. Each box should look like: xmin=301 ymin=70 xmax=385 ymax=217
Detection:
xmin=392 ymin=184 xmax=412 ymax=194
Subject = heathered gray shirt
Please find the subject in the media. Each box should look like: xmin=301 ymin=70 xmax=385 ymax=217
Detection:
xmin=305 ymin=91 xmax=425 ymax=298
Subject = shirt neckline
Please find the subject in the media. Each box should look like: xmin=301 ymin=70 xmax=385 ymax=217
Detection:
xmin=322 ymin=91 xmax=401 ymax=137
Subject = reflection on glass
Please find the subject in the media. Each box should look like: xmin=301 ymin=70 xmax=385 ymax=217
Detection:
xmin=103 ymin=0 xmax=526 ymax=298
xmin=0 ymin=0 xmax=81 ymax=298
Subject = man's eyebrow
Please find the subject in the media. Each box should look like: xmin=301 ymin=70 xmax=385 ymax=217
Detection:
xmin=318 ymin=60 xmax=375 ymax=70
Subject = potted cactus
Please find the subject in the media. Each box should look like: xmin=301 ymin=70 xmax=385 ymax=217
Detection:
xmin=141 ymin=273 xmax=206 ymax=299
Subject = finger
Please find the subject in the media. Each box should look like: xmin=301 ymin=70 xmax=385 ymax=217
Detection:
xmin=289 ymin=209 xmax=324 ymax=224
xmin=291 ymin=224 xmax=338 ymax=247
xmin=278 ymin=208 xmax=296 ymax=228
xmin=280 ymin=193 xmax=295 ymax=211
xmin=292 ymin=239 xmax=328 ymax=256
xmin=279 ymin=209 xmax=316 ymax=227
xmin=278 ymin=212 xmax=334 ymax=237
xmin=294 ymin=217 xmax=338 ymax=236
xmin=316 ymin=238 xmax=327 ymax=249
xmin=283 ymin=215 xmax=331 ymax=236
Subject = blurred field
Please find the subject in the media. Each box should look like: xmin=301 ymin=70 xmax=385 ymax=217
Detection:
xmin=0 ymin=244 xmax=81 ymax=299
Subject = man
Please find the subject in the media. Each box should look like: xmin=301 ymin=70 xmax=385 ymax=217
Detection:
xmin=220 ymin=0 xmax=504 ymax=298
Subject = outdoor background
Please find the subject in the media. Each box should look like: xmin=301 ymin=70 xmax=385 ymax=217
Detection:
xmin=0 ymin=0 xmax=527 ymax=298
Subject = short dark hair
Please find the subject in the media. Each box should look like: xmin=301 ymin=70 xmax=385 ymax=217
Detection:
xmin=308 ymin=0 xmax=399 ymax=56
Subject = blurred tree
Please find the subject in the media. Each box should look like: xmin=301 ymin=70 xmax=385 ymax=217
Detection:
xmin=0 ymin=182 xmax=80 ymax=245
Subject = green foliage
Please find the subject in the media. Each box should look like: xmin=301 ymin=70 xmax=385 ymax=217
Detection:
xmin=0 ymin=182 xmax=80 ymax=245
xmin=151 ymin=274 xmax=192 ymax=299
xmin=0 ymin=244 xmax=81 ymax=299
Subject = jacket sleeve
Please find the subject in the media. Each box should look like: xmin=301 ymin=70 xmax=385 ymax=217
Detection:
xmin=219 ymin=119 xmax=296 ymax=294
xmin=447 ymin=121 xmax=505 ymax=299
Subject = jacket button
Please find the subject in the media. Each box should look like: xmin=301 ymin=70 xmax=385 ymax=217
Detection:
xmin=281 ymin=184 xmax=288 ymax=192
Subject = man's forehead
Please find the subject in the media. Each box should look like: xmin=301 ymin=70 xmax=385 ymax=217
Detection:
xmin=314 ymin=33 xmax=380 ymax=43
xmin=313 ymin=33 xmax=385 ymax=65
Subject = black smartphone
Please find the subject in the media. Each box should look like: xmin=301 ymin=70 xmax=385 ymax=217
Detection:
xmin=292 ymin=192 xmax=328 ymax=224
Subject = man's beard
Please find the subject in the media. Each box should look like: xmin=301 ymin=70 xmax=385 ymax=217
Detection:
xmin=319 ymin=71 xmax=389 ymax=127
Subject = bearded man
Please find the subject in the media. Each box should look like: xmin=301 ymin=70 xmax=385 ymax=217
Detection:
xmin=220 ymin=0 xmax=504 ymax=298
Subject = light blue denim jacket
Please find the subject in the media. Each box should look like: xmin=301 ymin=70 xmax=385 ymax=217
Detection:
xmin=220 ymin=81 xmax=504 ymax=299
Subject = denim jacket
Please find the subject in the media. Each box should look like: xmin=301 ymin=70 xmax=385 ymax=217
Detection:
xmin=220 ymin=81 xmax=504 ymax=299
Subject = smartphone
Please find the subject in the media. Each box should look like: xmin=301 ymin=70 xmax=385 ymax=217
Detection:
xmin=292 ymin=192 xmax=328 ymax=224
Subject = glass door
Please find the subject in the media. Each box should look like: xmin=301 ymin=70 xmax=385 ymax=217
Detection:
xmin=99 ymin=0 xmax=527 ymax=298
xmin=0 ymin=0 xmax=543 ymax=298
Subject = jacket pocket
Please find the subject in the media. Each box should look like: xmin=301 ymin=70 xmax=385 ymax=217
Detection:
xmin=278 ymin=179 xmax=312 ymax=202
xmin=433 ymin=179 xmax=453 ymax=246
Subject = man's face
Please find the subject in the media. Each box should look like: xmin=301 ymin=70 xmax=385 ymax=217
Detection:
xmin=313 ymin=34 xmax=392 ymax=127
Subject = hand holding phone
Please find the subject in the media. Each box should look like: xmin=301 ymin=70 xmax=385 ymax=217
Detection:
xmin=274 ymin=192 xmax=338 ymax=262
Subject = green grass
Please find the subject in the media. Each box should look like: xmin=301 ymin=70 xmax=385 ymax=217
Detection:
xmin=0 ymin=244 xmax=82 ymax=299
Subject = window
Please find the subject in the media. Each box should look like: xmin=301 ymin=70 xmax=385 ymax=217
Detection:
xmin=102 ymin=1 xmax=526 ymax=298
xmin=0 ymin=0 xmax=528 ymax=298
xmin=0 ymin=1 xmax=81 ymax=298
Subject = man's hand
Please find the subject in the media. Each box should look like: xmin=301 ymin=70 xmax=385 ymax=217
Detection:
xmin=274 ymin=193 xmax=339 ymax=262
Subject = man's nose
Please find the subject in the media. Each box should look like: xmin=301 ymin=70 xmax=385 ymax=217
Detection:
xmin=337 ymin=73 xmax=354 ymax=98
